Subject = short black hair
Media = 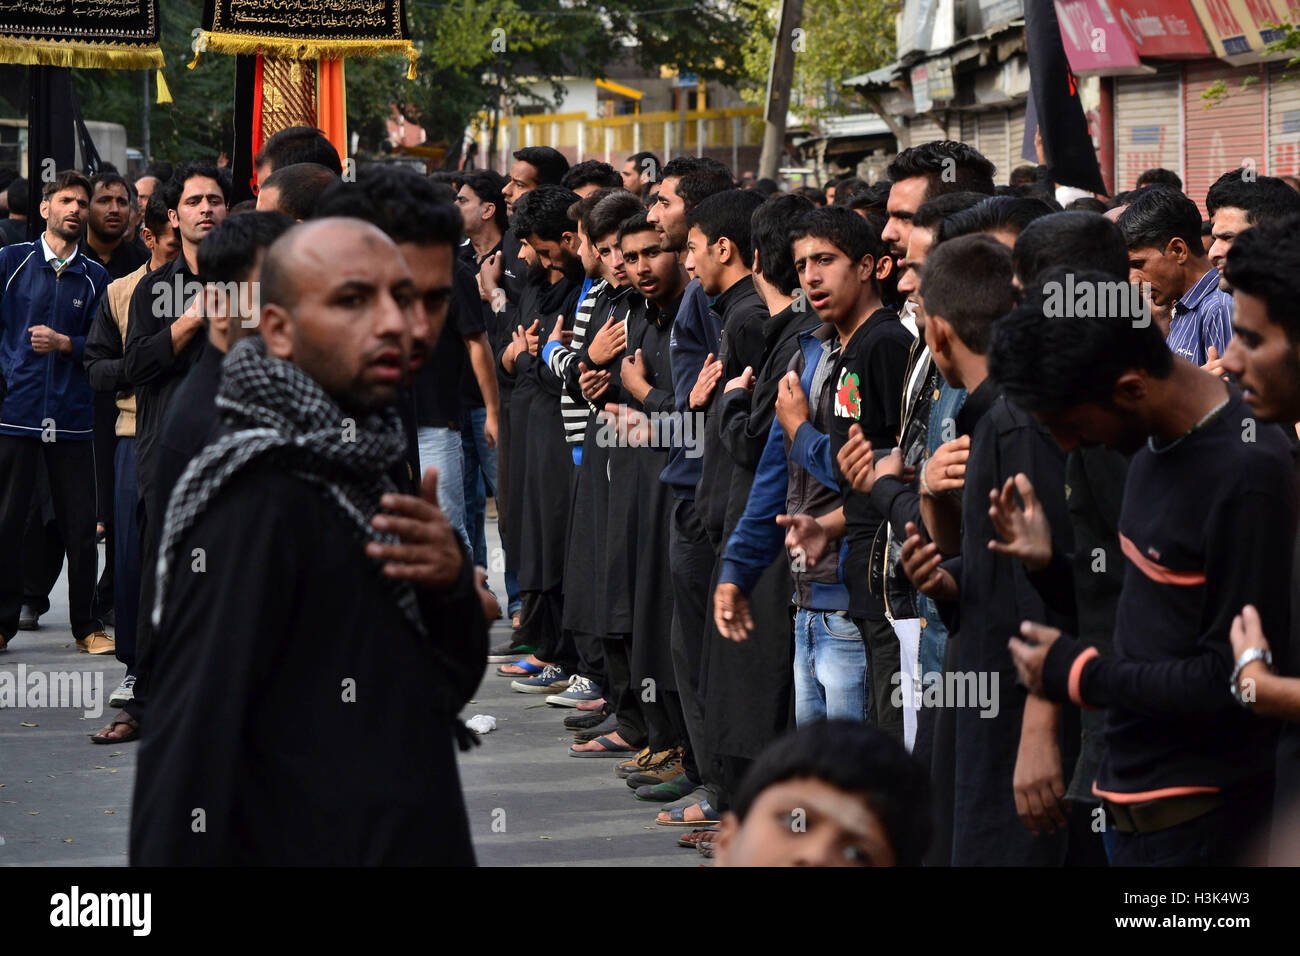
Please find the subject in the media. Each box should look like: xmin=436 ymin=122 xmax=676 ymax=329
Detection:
xmin=789 ymin=204 xmax=886 ymax=272
xmin=920 ymin=234 xmax=1016 ymax=354
xmin=1223 ymin=214 xmax=1300 ymax=342
xmin=164 ymin=162 xmax=230 ymax=211
xmin=752 ymin=177 xmax=779 ymax=197
xmin=143 ymin=194 xmax=171 ymax=237
xmin=510 ymin=183 xmax=579 ymax=243
xmin=686 ymin=188 xmax=764 ymax=269
xmin=911 ymin=191 xmax=988 ymax=238
xmin=588 ymin=190 xmax=644 ymax=244
xmin=847 ymin=181 xmax=890 ymax=214
xmin=260 ymin=162 xmax=339 ymax=220
xmin=90 ymin=171 xmax=134 ymax=205
xmin=1009 ymin=164 xmax=1038 ymax=187
xmin=626 ymin=151 xmax=662 ymax=184
xmin=512 ymin=146 xmax=570 ymax=186
xmin=42 ymin=168 xmax=92 ymax=202
xmin=254 ymin=125 xmax=343 ymax=176
xmin=752 ymin=192 xmax=815 ymax=296
xmin=730 ymin=720 xmax=932 ymax=867
xmin=197 ymin=211 xmax=294 ymax=285
xmin=456 ymin=170 xmax=508 ymax=232
xmin=1136 ymin=167 xmax=1182 ymax=191
xmin=831 ymin=177 xmax=870 ymax=206
xmin=886 ymin=141 xmax=996 ymax=200
xmin=562 ymin=160 xmax=621 ymax=192
xmin=142 ymin=161 xmax=173 ymax=183
xmin=313 ymin=166 xmax=461 ymax=248
xmin=988 ymin=267 xmax=1174 ymax=415
xmin=616 ymin=211 xmax=658 ymax=245
xmin=940 ymin=195 xmax=1055 ymax=242
xmin=6 ymin=176 xmax=27 ymax=216
xmin=660 ymin=156 xmax=734 ymax=209
xmin=1065 ymin=196 xmax=1109 ymax=214
xmin=1117 ymin=185 xmax=1205 ymax=256
xmin=796 ymin=185 xmax=826 ymax=206
xmin=1205 ymin=168 xmax=1300 ymax=225
xmin=1014 ymin=211 xmax=1129 ymax=286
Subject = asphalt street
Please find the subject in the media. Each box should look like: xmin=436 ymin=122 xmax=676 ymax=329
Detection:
xmin=0 ymin=522 xmax=699 ymax=867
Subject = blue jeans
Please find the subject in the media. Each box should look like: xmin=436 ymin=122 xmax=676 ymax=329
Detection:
xmin=792 ymin=608 xmax=869 ymax=725
xmin=916 ymin=593 xmax=948 ymax=686
xmin=460 ymin=406 xmax=496 ymax=568
xmin=417 ymin=426 xmax=468 ymax=549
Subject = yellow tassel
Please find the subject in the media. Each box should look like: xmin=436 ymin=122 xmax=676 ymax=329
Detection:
xmin=406 ymin=52 xmax=418 ymax=81
xmin=0 ymin=37 xmax=162 ymax=70
xmin=156 ymin=69 xmax=172 ymax=105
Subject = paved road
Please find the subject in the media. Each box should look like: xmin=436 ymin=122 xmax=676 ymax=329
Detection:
xmin=0 ymin=525 xmax=699 ymax=867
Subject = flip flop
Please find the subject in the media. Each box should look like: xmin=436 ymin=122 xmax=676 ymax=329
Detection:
xmin=677 ymin=827 xmax=720 ymax=848
xmin=497 ymin=658 xmax=543 ymax=677
xmin=657 ymin=800 xmax=720 ymax=826
xmin=569 ymin=735 xmax=636 ymax=758
xmin=90 ymin=713 xmax=139 ymax=745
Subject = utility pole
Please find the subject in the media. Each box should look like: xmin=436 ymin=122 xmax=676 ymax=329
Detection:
xmin=759 ymin=0 xmax=802 ymax=181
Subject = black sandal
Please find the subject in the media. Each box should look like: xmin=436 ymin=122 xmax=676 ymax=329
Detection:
xmin=91 ymin=711 xmax=139 ymax=744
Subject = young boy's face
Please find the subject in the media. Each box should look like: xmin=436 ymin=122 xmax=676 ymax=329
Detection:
xmin=713 ymin=776 xmax=896 ymax=867
xmin=793 ymin=235 xmax=871 ymax=327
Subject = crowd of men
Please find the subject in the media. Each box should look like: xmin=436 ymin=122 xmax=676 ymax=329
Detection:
xmin=4 ymin=124 xmax=1300 ymax=866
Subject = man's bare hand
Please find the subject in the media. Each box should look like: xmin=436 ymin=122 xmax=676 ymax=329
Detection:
xmin=601 ymin=402 xmax=652 ymax=446
xmin=923 ymin=435 xmax=969 ymax=496
xmin=479 ymin=251 xmax=503 ymax=302
xmin=547 ymin=313 xmax=572 ymax=348
xmin=775 ymin=370 xmax=809 ymax=440
xmin=987 ymin=473 xmax=1052 ymax=572
xmin=1013 ymin=698 xmax=1068 ymax=836
xmin=29 ymin=325 xmax=70 ymax=355
xmin=621 ymin=348 xmax=650 ymax=400
xmin=725 ymin=366 xmax=755 ymax=394
xmin=900 ymin=521 xmax=958 ymax=601
xmin=776 ymin=513 xmax=831 ymax=568
xmin=587 ymin=313 xmax=627 ymax=365
xmin=579 ymin=361 xmax=611 ymax=403
xmin=837 ymin=424 xmax=876 ymax=493
xmin=1202 ymin=345 xmax=1226 ymax=378
xmin=1006 ymin=620 xmax=1061 ymax=697
xmin=366 ymin=466 xmax=463 ymax=592
xmin=690 ymin=353 xmax=723 ymax=409
xmin=714 ymin=582 xmax=755 ymax=642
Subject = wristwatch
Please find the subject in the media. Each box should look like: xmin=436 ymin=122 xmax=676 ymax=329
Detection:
xmin=1230 ymin=647 xmax=1272 ymax=708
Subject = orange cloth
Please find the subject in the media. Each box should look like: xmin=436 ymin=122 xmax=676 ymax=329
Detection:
xmin=317 ymin=58 xmax=347 ymax=173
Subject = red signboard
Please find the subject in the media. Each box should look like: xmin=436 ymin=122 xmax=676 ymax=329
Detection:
xmin=1113 ymin=0 xmax=1213 ymax=57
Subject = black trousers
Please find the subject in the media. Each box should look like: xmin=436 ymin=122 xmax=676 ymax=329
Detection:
xmin=1110 ymin=783 xmax=1273 ymax=866
xmin=668 ymin=498 xmax=714 ymax=784
xmin=603 ymin=635 xmax=647 ymax=749
xmin=93 ymin=392 xmax=116 ymax=612
xmin=0 ymin=436 xmax=102 ymax=640
xmin=857 ymin=615 xmax=904 ymax=744
xmin=517 ymin=587 xmax=576 ymax=672
xmin=572 ymin=630 xmax=606 ymax=687
xmin=122 ymin=497 xmax=157 ymax=721
xmin=20 ymin=481 xmax=62 ymax=613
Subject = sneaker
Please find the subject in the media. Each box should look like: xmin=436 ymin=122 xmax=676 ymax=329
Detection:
xmin=545 ymin=675 xmax=602 ymax=707
xmin=76 ymin=631 xmax=116 ymax=655
xmin=617 ymin=747 xmax=671 ymax=779
xmin=108 ymin=675 xmax=136 ymax=708
xmin=487 ymin=640 xmax=536 ymax=664
xmin=18 ymin=605 xmax=39 ymax=630
xmin=510 ymin=664 xmax=572 ymax=694
xmin=627 ymin=750 xmax=684 ymax=788
xmin=564 ymin=706 xmax=610 ymax=731
xmin=634 ymin=772 xmax=696 ymax=802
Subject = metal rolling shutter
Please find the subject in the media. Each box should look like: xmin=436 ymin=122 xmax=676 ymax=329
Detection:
xmin=1184 ymin=61 xmax=1265 ymax=214
xmin=978 ymin=109 xmax=1009 ymax=183
xmin=1268 ymin=62 xmax=1300 ymax=177
xmin=960 ymin=110 xmax=978 ymax=148
xmin=1114 ymin=69 xmax=1181 ymax=195
xmin=1008 ymin=103 xmax=1028 ymax=179
xmin=907 ymin=111 xmax=949 ymax=148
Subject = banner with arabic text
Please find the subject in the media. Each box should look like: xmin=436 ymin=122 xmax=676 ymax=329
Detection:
xmin=0 ymin=0 xmax=162 ymax=69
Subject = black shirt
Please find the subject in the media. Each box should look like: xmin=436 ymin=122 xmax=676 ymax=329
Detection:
xmin=153 ymin=339 xmax=225 ymax=521
xmin=83 ymin=239 xmax=149 ymax=281
xmin=828 ymin=308 xmax=913 ymax=620
xmin=413 ymin=258 xmax=485 ymax=429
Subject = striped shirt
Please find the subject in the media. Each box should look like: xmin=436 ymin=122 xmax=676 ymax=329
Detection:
xmin=1166 ymin=267 xmax=1233 ymax=366
xmin=543 ymin=278 xmax=608 ymax=451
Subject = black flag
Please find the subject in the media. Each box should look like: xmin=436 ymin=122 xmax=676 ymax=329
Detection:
xmin=1024 ymin=0 xmax=1107 ymax=196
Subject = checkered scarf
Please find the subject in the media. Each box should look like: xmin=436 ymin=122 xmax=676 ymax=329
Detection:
xmin=152 ymin=336 xmax=424 ymax=638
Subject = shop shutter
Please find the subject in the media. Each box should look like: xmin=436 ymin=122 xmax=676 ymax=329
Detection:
xmin=1114 ymin=68 xmax=1182 ymax=194
xmin=1268 ymin=62 xmax=1300 ymax=177
xmin=1184 ymin=60 xmax=1266 ymax=214
xmin=978 ymin=109 xmax=1009 ymax=183
xmin=1008 ymin=102 xmax=1028 ymax=179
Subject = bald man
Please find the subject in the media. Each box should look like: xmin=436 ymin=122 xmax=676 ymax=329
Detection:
xmin=130 ymin=219 xmax=487 ymax=865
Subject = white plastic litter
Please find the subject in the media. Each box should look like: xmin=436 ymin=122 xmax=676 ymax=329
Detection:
xmin=466 ymin=714 xmax=497 ymax=734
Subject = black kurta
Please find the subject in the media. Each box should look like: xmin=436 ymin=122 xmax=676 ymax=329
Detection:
xmin=130 ymin=464 xmax=487 ymax=866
